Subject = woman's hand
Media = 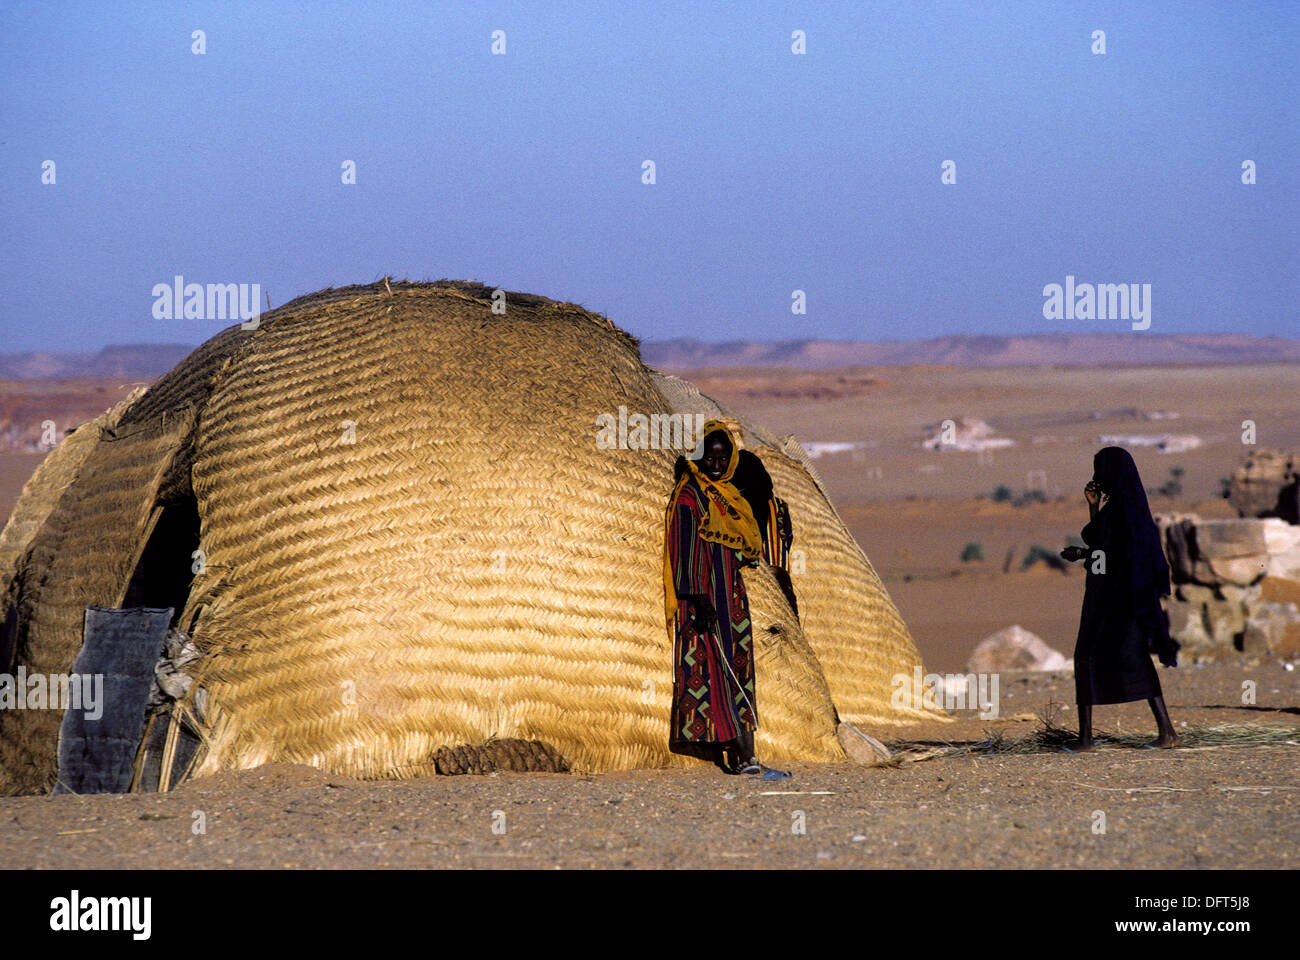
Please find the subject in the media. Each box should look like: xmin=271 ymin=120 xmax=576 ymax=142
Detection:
xmin=688 ymin=596 xmax=717 ymax=634
xmin=1084 ymin=480 xmax=1101 ymax=507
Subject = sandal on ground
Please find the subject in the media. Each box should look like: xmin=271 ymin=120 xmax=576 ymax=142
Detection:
xmin=736 ymin=758 xmax=762 ymax=775
xmin=733 ymin=756 xmax=792 ymax=780
xmin=719 ymin=746 xmax=746 ymax=775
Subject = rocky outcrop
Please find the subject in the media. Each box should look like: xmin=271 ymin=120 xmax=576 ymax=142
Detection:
xmin=1228 ymin=448 xmax=1299 ymax=524
xmin=1164 ymin=518 xmax=1271 ymax=587
xmin=1158 ymin=513 xmax=1300 ymax=661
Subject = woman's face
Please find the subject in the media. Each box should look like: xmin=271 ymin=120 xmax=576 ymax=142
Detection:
xmin=702 ymin=437 xmax=731 ymax=481
xmin=1092 ymin=463 xmax=1114 ymax=498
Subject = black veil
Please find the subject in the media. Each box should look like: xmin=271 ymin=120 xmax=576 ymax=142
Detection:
xmin=1093 ymin=446 xmax=1178 ymax=666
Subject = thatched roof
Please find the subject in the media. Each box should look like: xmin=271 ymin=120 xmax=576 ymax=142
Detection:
xmin=0 ymin=280 xmax=939 ymax=793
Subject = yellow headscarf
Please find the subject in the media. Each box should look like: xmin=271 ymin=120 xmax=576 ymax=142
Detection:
xmin=662 ymin=419 xmax=764 ymax=632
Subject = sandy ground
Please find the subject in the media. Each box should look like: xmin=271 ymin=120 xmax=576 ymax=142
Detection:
xmin=685 ymin=362 xmax=1300 ymax=672
xmin=0 ymin=662 xmax=1294 ymax=869
xmin=0 ymin=366 xmax=1296 ymax=869
xmin=692 ymin=363 xmax=1300 ymax=505
xmin=0 ymin=377 xmax=141 ymax=454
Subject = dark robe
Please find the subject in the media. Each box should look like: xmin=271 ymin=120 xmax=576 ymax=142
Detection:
xmin=1073 ymin=447 xmax=1179 ymax=706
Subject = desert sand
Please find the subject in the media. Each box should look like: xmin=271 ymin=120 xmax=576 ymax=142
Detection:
xmin=0 ymin=363 xmax=1296 ymax=868
xmin=680 ymin=363 xmax=1300 ymax=671
xmin=0 ymin=663 xmax=1294 ymax=869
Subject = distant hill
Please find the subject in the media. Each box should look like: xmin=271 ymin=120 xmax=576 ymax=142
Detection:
xmin=0 ymin=345 xmax=195 ymax=380
xmin=641 ymin=333 xmax=1300 ymax=369
xmin=3 ymin=334 xmax=1299 ymax=380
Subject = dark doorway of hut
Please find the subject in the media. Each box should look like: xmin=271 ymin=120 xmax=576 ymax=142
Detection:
xmin=119 ymin=495 xmax=205 ymax=793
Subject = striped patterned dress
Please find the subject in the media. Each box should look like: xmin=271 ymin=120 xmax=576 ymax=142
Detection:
xmin=667 ymin=475 xmax=792 ymax=745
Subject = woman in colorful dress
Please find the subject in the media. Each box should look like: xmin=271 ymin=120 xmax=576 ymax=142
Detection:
xmin=663 ymin=419 xmax=794 ymax=779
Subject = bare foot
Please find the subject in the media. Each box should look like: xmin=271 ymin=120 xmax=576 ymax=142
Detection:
xmin=1066 ymin=739 xmax=1095 ymax=753
xmin=1148 ymin=732 xmax=1179 ymax=749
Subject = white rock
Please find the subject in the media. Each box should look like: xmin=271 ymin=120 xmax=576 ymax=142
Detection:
xmin=1098 ymin=433 xmax=1202 ymax=453
xmin=1268 ymin=551 xmax=1300 ymax=581
xmin=1261 ymin=518 xmax=1300 ymax=556
xmin=967 ymin=625 xmax=1070 ymax=673
xmin=802 ymin=441 xmax=874 ymax=459
xmin=837 ymin=721 xmax=893 ymax=765
xmin=922 ymin=417 xmax=1015 ymax=453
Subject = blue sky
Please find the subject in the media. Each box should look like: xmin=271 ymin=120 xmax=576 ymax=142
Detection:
xmin=1 ymin=0 xmax=1296 ymax=351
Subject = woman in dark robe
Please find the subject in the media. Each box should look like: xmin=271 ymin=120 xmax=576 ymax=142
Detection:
xmin=663 ymin=420 xmax=793 ymax=779
xmin=731 ymin=448 xmax=799 ymax=618
xmin=1060 ymin=446 xmax=1180 ymax=750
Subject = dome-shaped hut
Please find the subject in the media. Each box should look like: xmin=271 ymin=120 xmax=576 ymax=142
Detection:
xmin=0 ymin=280 xmax=938 ymax=794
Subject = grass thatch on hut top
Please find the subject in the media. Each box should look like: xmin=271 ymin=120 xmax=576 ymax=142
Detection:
xmin=0 ymin=279 xmax=940 ymax=794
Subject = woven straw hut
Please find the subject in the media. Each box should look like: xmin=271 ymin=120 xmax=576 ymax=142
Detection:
xmin=0 ymin=280 xmax=939 ymax=794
